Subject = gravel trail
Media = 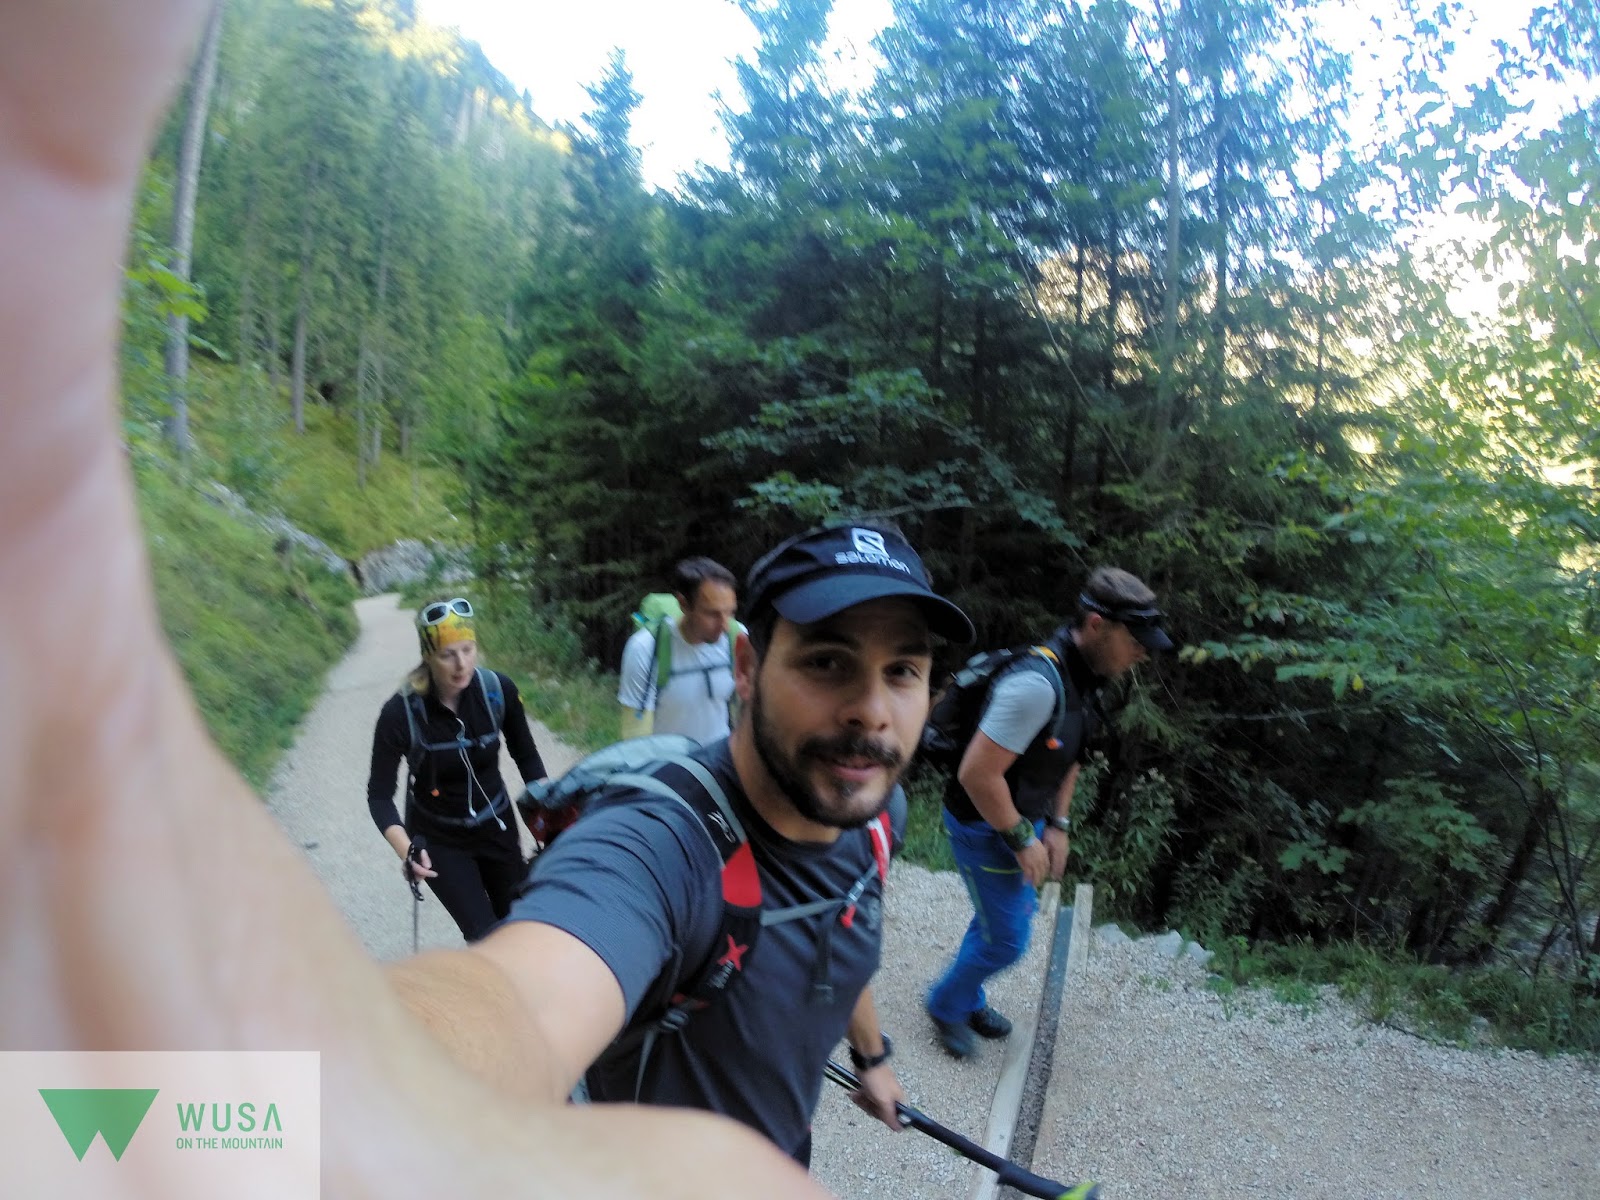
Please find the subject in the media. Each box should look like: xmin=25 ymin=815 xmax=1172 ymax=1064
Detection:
xmin=266 ymin=594 xmax=1599 ymax=1198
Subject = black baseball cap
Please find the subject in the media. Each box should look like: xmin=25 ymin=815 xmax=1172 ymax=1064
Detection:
xmin=1078 ymin=592 xmax=1175 ymax=653
xmin=745 ymin=525 xmax=975 ymax=644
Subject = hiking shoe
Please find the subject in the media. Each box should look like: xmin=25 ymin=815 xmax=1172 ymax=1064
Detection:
xmin=968 ymin=1006 xmax=1012 ymax=1039
xmin=929 ymin=1013 xmax=978 ymax=1059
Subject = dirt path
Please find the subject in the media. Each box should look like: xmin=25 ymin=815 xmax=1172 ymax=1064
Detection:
xmin=260 ymin=592 xmax=1031 ymax=1191
xmin=263 ymin=594 xmax=1598 ymax=1198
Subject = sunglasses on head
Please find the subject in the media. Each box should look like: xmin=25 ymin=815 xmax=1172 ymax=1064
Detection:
xmin=420 ymin=598 xmax=473 ymax=625
xmin=1079 ymin=593 xmax=1164 ymax=628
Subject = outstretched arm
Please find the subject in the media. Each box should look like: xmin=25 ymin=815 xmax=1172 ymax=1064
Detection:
xmin=0 ymin=4 xmax=825 ymax=1196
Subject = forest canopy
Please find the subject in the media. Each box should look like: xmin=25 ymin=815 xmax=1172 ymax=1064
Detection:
xmin=129 ymin=0 xmax=1600 ymax=983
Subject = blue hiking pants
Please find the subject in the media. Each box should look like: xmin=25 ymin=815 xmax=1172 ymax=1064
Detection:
xmin=926 ymin=809 xmax=1041 ymax=1023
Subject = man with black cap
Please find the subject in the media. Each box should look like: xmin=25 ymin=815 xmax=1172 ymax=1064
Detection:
xmin=925 ymin=567 xmax=1173 ymax=1058
xmin=389 ymin=523 xmax=975 ymax=1166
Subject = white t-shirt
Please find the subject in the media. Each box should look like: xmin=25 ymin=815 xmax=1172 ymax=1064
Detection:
xmin=616 ymin=616 xmax=741 ymax=744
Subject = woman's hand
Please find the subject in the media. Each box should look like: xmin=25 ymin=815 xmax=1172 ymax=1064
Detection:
xmin=404 ymin=844 xmax=437 ymax=881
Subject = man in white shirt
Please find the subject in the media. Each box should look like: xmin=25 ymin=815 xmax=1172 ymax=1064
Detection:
xmin=617 ymin=557 xmax=742 ymax=743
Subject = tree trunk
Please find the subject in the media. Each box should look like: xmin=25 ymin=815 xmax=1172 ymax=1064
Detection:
xmin=1060 ymin=397 xmax=1079 ymax=509
xmin=162 ymin=0 xmax=225 ymax=455
xmin=290 ymin=205 xmax=314 ymax=434
xmin=1313 ymin=152 xmax=1330 ymax=408
xmin=1208 ymin=79 xmax=1231 ymax=405
xmin=1156 ymin=7 xmax=1184 ymax=436
xmin=1480 ymin=793 xmax=1555 ymax=939
xmin=290 ymin=294 xmax=309 ymax=435
xmin=266 ymin=303 xmax=282 ymax=396
xmin=355 ymin=336 xmax=370 ymax=490
xmin=235 ymin=272 xmax=254 ymax=404
xmin=1102 ymin=204 xmax=1121 ymax=392
xmin=368 ymin=204 xmax=392 ymax=474
xmin=1072 ymin=233 xmax=1086 ymax=330
xmin=971 ymin=294 xmax=987 ymax=436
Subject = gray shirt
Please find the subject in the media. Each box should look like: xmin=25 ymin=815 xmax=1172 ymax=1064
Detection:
xmin=506 ymin=741 xmax=900 ymax=1158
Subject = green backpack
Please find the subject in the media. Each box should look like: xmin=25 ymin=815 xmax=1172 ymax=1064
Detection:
xmin=631 ymin=593 xmax=739 ymax=715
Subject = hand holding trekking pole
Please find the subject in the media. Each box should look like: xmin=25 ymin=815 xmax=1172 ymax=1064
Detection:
xmin=846 ymin=1061 xmax=906 ymax=1131
xmin=825 ymin=1060 xmax=1100 ymax=1200
xmin=405 ymin=836 xmax=434 ymax=890
xmin=404 ymin=837 xmax=435 ymax=887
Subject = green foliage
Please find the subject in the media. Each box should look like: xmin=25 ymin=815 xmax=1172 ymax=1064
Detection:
xmin=183 ymin=360 xmax=460 ymax=558
xmin=1208 ymin=935 xmax=1600 ymax=1055
xmin=460 ymin=582 xmax=623 ymax=757
xmin=898 ymin=765 xmax=958 ymax=874
xmin=134 ymin=454 xmax=357 ymax=789
xmin=1071 ymin=759 xmax=1179 ymax=907
xmin=132 ymin=0 xmax=1600 ymax=1007
xmin=184 ymin=0 xmax=562 ymax=480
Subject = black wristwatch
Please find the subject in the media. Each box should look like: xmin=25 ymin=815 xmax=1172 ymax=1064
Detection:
xmin=1047 ymin=815 xmax=1072 ymax=834
xmin=849 ymin=1033 xmax=893 ymax=1072
xmin=999 ymin=818 xmax=1036 ymax=852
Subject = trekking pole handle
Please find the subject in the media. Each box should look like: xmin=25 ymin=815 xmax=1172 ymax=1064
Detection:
xmin=405 ymin=835 xmax=428 ymax=901
xmin=824 ymin=1060 xmax=1098 ymax=1200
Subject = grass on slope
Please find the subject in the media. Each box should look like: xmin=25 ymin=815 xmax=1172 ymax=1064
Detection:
xmin=188 ymin=357 xmax=463 ymax=559
xmin=135 ymin=453 xmax=358 ymax=790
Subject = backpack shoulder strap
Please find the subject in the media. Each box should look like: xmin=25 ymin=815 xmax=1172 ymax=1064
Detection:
xmin=595 ymin=754 xmax=762 ymax=1099
xmin=400 ymin=687 xmax=424 ymax=774
xmin=477 ymin=667 xmax=505 ymax=734
xmin=1028 ymin=644 xmax=1067 ymax=709
xmin=650 ymin=617 xmax=674 ymax=704
xmin=1012 ymin=644 xmax=1072 ymax=749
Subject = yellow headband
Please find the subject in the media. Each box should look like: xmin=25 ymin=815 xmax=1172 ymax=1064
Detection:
xmin=420 ymin=610 xmax=476 ymax=654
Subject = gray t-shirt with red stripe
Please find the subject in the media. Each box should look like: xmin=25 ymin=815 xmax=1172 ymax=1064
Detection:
xmin=505 ymin=739 xmax=903 ymax=1159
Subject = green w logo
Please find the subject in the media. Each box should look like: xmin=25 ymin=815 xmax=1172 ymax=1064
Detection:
xmin=39 ymin=1089 xmax=160 ymax=1161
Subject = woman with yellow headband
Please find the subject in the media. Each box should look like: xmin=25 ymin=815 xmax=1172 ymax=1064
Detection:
xmin=365 ymin=597 xmax=548 ymax=941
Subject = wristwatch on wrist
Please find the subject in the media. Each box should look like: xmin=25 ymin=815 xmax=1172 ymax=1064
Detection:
xmin=1048 ymin=814 xmax=1072 ymax=834
xmin=1000 ymin=818 xmax=1036 ymax=851
xmin=849 ymin=1033 xmax=893 ymax=1072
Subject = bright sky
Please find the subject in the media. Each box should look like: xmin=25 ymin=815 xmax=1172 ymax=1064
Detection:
xmin=414 ymin=0 xmax=893 ymax=190
xmin=413 ymin=0 xmax=1582 ymax=200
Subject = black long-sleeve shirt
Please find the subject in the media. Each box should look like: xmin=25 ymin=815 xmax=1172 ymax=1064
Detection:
xmin=366 ymin=669 xmax=547 ymax=856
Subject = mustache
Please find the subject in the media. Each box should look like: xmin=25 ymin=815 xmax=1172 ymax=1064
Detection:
xmin=798 ymin=731 xmax=903 ymax=770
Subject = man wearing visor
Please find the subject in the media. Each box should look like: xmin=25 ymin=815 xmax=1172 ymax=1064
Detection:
xmin=926 ymin=567 xmax=1173 ymax=1058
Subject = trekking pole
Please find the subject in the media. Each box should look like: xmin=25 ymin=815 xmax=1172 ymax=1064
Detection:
xmin=824 ymin=1060 xmax=1098 ymax=1200
xmin=405 ymin=835 xmax=428 ymax=955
